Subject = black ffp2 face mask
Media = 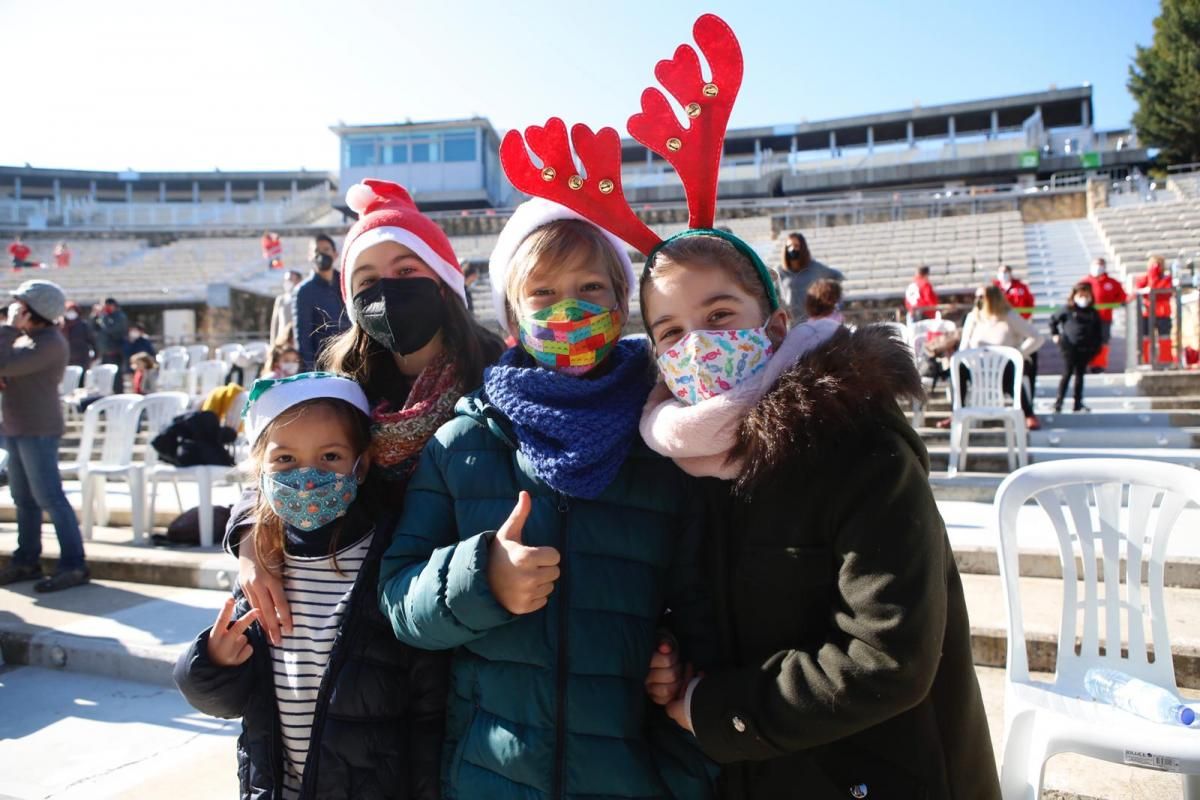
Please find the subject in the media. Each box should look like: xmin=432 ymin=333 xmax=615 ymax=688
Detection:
xmin=313 ymin=252 xmax=334 ymax=271
xmin=353 ymin=277 xmax=445 ymax=356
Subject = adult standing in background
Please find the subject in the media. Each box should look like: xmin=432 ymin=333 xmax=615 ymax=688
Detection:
xmin=1081 ymin=257 xmax=1128 ymax=373
xmin=994 ymin=264 xmax=1039 ymax=398
xmin=292 ymin=234 xmax=348 ymax=370
xmin=91 ymin=296 xmax=128 ymax=393
xmin=60 ymin=301 xmax=94 ymax=369
xmin=122 ymin=323 xmax=156 ymax=362
xmin=905 ymin=265 xmax=940 ymax=322
xmin=0 ymin=280 xmax=90 ymax=592
xmin=1135 ymin=255 xmax=1175 ymax=365
xmin=270 ymin=270 xmax=302 ymax=346
xmin=776 ymin=231 xmax=844 ymax=324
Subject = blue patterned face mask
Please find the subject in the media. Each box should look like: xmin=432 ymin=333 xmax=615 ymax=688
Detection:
xmin=260 ymin=463 xmax=360 ymax=531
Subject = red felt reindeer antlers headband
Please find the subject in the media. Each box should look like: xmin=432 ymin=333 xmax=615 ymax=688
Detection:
xmin=500 ymin=13 xmax=743 ymax=254
xmin=499 ymin=13 xmax=779 ymax=311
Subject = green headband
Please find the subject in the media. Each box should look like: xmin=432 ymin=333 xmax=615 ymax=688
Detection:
xmin=643 ymin=228 xmax=781 ymax=312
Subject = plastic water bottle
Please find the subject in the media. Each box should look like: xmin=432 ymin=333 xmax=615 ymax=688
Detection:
xmin=1084 ymin=668 xmax=1196 ymax=726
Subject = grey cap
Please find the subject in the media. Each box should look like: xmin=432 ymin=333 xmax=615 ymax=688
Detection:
xmin=11 ymin=279 xmax=67 ymax=322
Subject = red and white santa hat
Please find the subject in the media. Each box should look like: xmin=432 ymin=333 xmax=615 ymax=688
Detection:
xmin=340 ymin=180 xmax=466 ymax=322
xmin=487 ymin=197 xmax=635 ymax=326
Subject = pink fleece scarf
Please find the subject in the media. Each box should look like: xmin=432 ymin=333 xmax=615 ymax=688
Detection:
xmin=639 ymin=318 xmax=842 ymax=479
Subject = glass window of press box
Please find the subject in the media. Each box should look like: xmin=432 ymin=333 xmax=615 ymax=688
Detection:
xmin=342 ymin=129 xmax=479 ymax=169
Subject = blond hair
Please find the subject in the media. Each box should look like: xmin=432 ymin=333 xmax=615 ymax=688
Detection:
xmin=503 ymin=220 xmax=629 ymax=324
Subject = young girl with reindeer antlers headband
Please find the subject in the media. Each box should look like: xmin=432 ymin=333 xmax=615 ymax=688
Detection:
xmin=450 ymin=12 xmax=999 ymax=799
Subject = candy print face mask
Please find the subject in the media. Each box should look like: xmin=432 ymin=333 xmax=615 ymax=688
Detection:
xmin=260 ymin=464 xmax=359 ymax=530
xmin=518 ymin=297 xmax=623 ymax=376
xmin=656 ymin=327 xmax=775 ymax=405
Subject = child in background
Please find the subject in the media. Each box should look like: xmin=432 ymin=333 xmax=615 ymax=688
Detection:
xmin=378 ymin=199 xmax=712 ymax=800
xmin=803 ymin=277 xmax=844 ymax=323
xmin=175 ymin=373 xmax=447 ymax=800
xmin=1050 ymin=282 xmax=1103 ymax=413
xmin=129 ymin=353 xmax=157 ymax=394
xmin=262 ymin=345 xmax=302 ymax=379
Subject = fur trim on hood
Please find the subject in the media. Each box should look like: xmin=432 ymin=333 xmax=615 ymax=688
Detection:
xmin=730 ymin=323 xmax=925 ymax=492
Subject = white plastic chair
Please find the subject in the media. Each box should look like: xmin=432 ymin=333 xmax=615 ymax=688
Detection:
xmin=78 ymin=394 xmax=145 ymax=541
xmin=215 ymin=343 xmax=244 ymax=366
xmin=995 ymin=459 xmax=1200 ymax=798
xmin=877 ymin=322 xmax=927 ymax=427
xmin=910 ymin=317 xmax=957 ymax=346
xmin=146 ymin=391 xmax=244 ymax=548
xmin=59 ymin=365 xmax=83 ymax=396
xmin=158 ymin=366 xmax=189 ymax=392
xmin=189 ymin=359 xmax=229 ymax=398
xmin=241 ymin=341 xmax=269 ymax=363
xmin=947 ymin=346 xmax=1028 ymax=475
xmin=186 ymin=344 xmax=210 ymax=366
xmin=83 ymin=364 xmax=120 ymax=397
xmin=157 ymin=346 xmax=189 ymax=372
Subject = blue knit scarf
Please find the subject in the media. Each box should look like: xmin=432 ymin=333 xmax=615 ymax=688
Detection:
xmin=483 ymin=339 xmax=653 ymax=499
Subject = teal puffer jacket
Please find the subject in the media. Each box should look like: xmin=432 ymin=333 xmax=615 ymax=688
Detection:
xmin=378 ymin=391 xmax=714 ymax=800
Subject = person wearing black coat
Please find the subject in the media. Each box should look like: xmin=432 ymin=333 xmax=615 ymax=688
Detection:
xmin=1050 ymin=283 xmax=1104 ymax=413
xmin=60 ymin=302 xmax=94 ymax=369
xmin=174 ymin=501 xmax=448 ymax=800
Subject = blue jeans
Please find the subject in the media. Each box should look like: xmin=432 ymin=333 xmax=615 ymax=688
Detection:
xmin=7 ymin=435 xmax=86 ymax=571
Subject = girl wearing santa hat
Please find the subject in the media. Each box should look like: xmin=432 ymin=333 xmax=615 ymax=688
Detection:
xmin=227 ymin=179 xmax=505 ymax=647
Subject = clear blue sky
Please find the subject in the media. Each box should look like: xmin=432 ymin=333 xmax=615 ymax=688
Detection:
xmin=1 ymin=0 xmax=1159 ymax=173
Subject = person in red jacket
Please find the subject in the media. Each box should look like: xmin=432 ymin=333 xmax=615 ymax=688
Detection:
xmin=1081 ymin=257 xmax=1128 ymax=372
xmin=53 ymin=241 xmax=71 ymax=268
xmin=995 ymin=264 xmax=1039 ymax=396
xmin=904 ymin=265 xmax=939 ymax=322
xmin=8 ymin=236 xmax=32 ymax=270
xmin=260 ymin=231 xmax=283 ymax=270
xmin=1135 ymin=255 xmax=1174 ymax=365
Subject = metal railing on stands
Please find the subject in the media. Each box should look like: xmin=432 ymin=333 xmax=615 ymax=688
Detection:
xmin=1126 ymin=285 xmax=1200 ymax=371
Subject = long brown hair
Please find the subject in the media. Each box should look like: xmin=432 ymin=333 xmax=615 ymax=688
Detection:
xmin=319 ymin=288 xmax=503 ymax=405
xmin=251 ymin=398 xmax=373 ymax=577
xmin=780 ymin=232 xmax=811 ymax=271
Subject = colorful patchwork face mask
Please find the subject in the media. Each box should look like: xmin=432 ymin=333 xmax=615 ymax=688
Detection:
xmin=518 ymin=297 xmax=623 ymax=375
xmin=656 ymin=327 xmax=775 ymax=405
xmin=260 ymin=464 xmax=359 ymax=531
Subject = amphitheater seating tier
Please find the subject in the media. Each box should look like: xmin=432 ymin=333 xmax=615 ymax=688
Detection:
xmin=0 ymin=209 xmax=1031 ymax=307
xmin=1091 ymin=199 xmax=1200 ymax=275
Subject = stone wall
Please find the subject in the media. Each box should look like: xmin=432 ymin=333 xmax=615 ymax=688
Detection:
xmin=1018 ymin=191 xmax=1086 ymax=223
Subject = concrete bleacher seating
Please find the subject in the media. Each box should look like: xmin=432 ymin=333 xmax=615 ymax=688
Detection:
xmin=1170 ymin=172 xmax=1200 ymax=201
xmin=1091 ymin=197 xmax=1200 ymax=275
xmin=790 ymin=210 xmax=1027 ymax=297
xmin=0 ymin=237 xmax=269 ymax=303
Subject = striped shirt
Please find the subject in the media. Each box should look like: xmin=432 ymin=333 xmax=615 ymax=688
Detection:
xmin=271 ymin=531 xmax=374 ymax=799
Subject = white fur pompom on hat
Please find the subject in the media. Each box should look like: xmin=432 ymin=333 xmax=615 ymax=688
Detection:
xmin=486 ymin=198 xmax=636 ymax=325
